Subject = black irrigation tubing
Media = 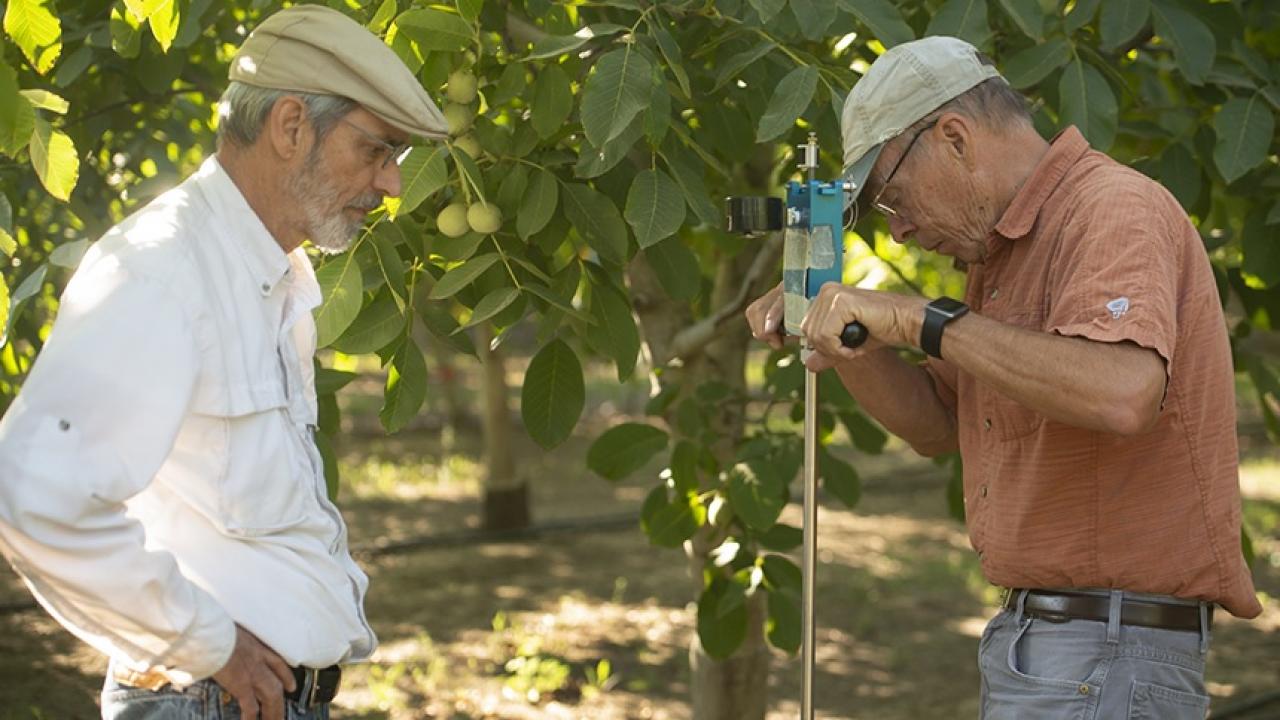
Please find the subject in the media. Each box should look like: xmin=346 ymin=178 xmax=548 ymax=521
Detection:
xmin=350 ymin=511 xmax=640 ymax=559
xmin=0 ymin=512 xmax=643 ymax=617
xmin=1209 ymin=690 xmax=1280 ymax=720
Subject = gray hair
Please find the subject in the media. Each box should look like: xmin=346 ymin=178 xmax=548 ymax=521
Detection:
xmin=216 ymin=81 xmax=357 ymax=149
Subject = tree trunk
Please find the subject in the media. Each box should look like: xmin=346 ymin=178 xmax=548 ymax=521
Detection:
xmin=477 ymin=324 xmax=529 ymax=531
xmin=690 ymin=591 xmax=770 ymax=720
xmin=629 ymin=245 xmax=773 ymax=719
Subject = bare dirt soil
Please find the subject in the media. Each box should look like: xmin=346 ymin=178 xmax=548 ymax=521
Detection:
xmin=1 ymin=422 xmax=1277 ymax=720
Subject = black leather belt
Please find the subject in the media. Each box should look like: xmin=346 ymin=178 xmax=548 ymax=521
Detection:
xmin=285 ymin=665 xmax=341 ymax=709
xmin=1003 ymin=589 xmax=1211 ymax=633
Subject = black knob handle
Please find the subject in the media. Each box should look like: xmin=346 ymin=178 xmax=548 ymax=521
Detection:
xmin=775 ymin=321 xmax=868 ymax=348
xmin=841 ymin=322 xmax=868 ymax=348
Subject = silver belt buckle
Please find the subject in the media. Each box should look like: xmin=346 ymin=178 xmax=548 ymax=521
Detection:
xmin=301 ymin=667 xmax=320 ymax=710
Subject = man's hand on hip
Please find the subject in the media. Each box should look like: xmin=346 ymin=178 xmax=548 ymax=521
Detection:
xmin=212 ymin=624 xmax=297 ymax=720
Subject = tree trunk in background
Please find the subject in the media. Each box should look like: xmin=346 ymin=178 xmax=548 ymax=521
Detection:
xmin=478 ymin=324 xmax=529 ymax=531
xmin=630 ymin=244 xmax=772 ymax=720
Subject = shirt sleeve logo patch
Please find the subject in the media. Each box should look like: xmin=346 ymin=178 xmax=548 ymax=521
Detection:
xmin=1106 ymin=296 xmax=1130 ymax=319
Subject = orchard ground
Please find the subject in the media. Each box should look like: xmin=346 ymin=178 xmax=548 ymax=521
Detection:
xmin=1 ymin=359 xmax=1277 ymax=720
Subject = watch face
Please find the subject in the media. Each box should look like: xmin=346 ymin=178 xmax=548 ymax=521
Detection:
xmin=929 ymin=296 xmax=968 ymax=318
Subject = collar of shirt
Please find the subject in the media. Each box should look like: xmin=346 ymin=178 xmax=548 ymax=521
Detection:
xmin=986 ymin=126 xmax=1092 ymax=248
xmin=192 ymin=157 xmax=293 ymax=298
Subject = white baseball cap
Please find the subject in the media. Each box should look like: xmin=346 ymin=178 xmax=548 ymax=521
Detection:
xmin=840 ymin=36 xmax=1001 ymax=203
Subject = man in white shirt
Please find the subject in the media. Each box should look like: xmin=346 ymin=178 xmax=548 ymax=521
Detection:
xmin=0 ymin=6 xmax=448 ymax=718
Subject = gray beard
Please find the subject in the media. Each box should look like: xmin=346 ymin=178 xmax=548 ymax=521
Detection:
xmin=288 ymin=151 xmax=381 ymax=255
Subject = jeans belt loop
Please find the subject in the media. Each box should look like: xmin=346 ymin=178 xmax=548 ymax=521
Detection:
xmin=1106 ymin=590 xmax=1122 ymax=644
xmin=1198 ymin=603 xmax=1211 ymax=655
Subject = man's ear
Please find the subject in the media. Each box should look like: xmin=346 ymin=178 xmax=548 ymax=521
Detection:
xmin=263 ymin=95 xmax=311 ymax=162
xmin=937 ymin=111 xmax=977 ymax=171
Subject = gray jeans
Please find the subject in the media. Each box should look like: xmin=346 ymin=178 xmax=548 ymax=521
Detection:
xmin=101 ymin=662 xmax=330 ymax=720
xmin=979 ymin=590 xmax=1212 ymax=719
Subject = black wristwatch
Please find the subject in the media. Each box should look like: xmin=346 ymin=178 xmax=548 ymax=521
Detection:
xmin=921 ymin=297 xmax=969 ymax=359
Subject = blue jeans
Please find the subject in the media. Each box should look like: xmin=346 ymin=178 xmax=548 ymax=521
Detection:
xmin=101 ymin=664 xmax=330 ymax=720
xmin=980 ymin=590 xmax=1212 ymax=719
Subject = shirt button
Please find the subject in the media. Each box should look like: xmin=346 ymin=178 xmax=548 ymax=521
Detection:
xmin=989 ymin=288 xmax=999 ymax=300
xmin=980 ymin=485 xmax=988 ymax=498
xmin=260 ymin=281 xmax=271 ymax=293
xmin=983 ymin=418 xmax=992 ymax=431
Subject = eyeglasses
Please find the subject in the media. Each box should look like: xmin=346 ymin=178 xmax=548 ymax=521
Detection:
xmin=341 ymin=119 xmax=412 ymax=168
xmin=869 ymin=119 xmax=937 ymax=219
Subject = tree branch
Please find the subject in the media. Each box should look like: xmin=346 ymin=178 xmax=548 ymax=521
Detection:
xmin=668 ymin=231 xmax=782 ymax=362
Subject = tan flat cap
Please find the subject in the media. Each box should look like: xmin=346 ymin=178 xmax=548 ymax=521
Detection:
xmin=229 ymin=4 xmax=448 ymax=140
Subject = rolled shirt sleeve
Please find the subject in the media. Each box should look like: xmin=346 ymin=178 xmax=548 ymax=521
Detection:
xmin=0 ymin=258 xmax=235 ymax=683
xmin=1043 ymin=180 xmax=1181 ymax=378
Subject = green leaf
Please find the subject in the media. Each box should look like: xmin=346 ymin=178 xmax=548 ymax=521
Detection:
xmin=370 ymin=223 xmax=408 ymax=303
xmin=428 ymin=253 xmax=500 ymax=299
xmin=525 ymin=23 xmax=627 ymax=60
xmin=18 ymin=89 xmax=67 ymax=113
xmin=790 ymin=0 xmax=837 ymax=40
xmin=380 ymin=336 xmax=428 ymax=433
xmin=669 ymin=440 xmax=700 ymax=494
xmin=4 ymin=0 xmax=62 ymax=74
xmin=662 ymin=149 xmax=720 ymax=227
xmin=455 ymin=0 xmax=483 ymax=23
xmin=332 ymin=293 xmax=404 ymax=355
xmin=2 ymin=264 xmax=45 ymax=347
xmin=758 ymin=524 xmax=802 ymax=551
xmin=458 ymin=287 xmax=520 ymax=330
xmin=759 ymin=561 xmax=799 ymax=656
xmin=1267 ymin=201 xmax=1280 ymax=226
xmin=652 ymin=24 xmax=691 ymax=98
xmin=369 ymin=0 xmax=397 ymax=34
xmin=1212 ymin=94 xmax=1275 ymax=185
xmin=562 ymin=183 xmax=628 ymax=263
xmin=523 ymin=282 xmax=595 ymax=325
xmin=517 ymin=168 xmax=559 ymax=240
xmin=746 ymin=0 xmax=785 ymax=23
xmin=580 ymin=47 xmax=653 ymax=147
xmin=925 ymin=0 xmax=991 ymax=49
xmin=821 ymin=451 xmax=861 ymax=509
xmin=837 ymin=0 xmax=915 ymax=48
xmin=531 ymin=64 xmax=572 ymax=140
xmin=624 ymin=169 xmax=686 ymax=249
xmin=712 ymin=42 xmax=775 ymax=93
xmin=644 ymin=70 xmax=671 ymax=145
xmin=314 ymin=255 xmax=365 ymax=347
xmin=576 ymin=113 xmax=644 ymax=179
xmin=697 ymin=580 xmax=748 ymax=659
xmin=727 ymin=460 xmax=787 ymax=531
xmin=1003 ymin=37 xmax=1072 ymax=89
xmin=641 ymin=485 xmax=703 ymax=547
xmin=29 ymin=116 xmax=79 ymax=202
xmin=394 ymin=145 xmax=448 ymax=217
xmin=315 ymin=368 xmax=357 ymax=396
xmin=756 ymin=66 xmax=819 ymax=143
xmin=110 ymin=6 xmax=142 ymax=59
xmin=0 ymin=65 xmax=35 ymax=157
xmin=839 ymin=411 xmax=888 ymax=454
xmin=0 ymin=274 xmax=9 ymax=343
xmin=1156 ymin=142 xmax=1200 ymax=211
xmin=1242 ymin=210 xmax=1280 ymax=288
xmin=418 ymin=303 xmax=476 ymax=356
xmin=52 ymin=44 xmax=89 ymax=87
xmin=146 ymin=0 xmax=179 ymax=52
xmin=644 ymin=237 xmax=701 ymax=301
xmin=520 ymin=338 xmax=585 ymax=449
xmin=1099 ymin=0 xmax=1148 ymax=51
xmin=395 ymin=8 xmax=472 ymax=52
xmin=1064 ymin=0 xmax=1100 ymax=32
xmin=491 ymin=63 xmax=526 ymax=107
xmin=588 ymin=282 xmax=640 ymax=381
xmin=1232 ymin=39 xmax=1271 ymax=83
xmin=588 ymin=422 xmax=669 ymax=481
xmin=1150 ymin=1 xmax=1215 ymax=86
xmin=997 ymin=0 xmax=1044 ymax=40
xmin=0 ymin=193 xmax=13 ymax=257
xmin=1058 ymin=59 xmax=1117 ymax=151
xmin=47 ymin=238 xmax=87 ymax=268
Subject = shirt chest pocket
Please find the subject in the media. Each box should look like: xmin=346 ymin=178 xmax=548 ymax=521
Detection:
xmin=163 ymin=385 xmax=317 ymax=536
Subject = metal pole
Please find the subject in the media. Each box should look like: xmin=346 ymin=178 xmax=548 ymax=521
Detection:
xmin=799 ymin=132 xmax=819 ymax=720
xmin=800 ymin=357 xmax=818 ymax=720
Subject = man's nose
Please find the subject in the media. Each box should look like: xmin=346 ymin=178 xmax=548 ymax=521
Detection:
xmin=373 ymin=159 xmax=402 ymax=198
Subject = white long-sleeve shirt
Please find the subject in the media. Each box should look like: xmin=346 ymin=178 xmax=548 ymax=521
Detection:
xmin=0 ymin=157 xmax=376 ymax=686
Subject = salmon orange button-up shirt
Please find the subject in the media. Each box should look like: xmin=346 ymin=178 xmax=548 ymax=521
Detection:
xmin=926 ymin=127 xmax=1260 ymax=618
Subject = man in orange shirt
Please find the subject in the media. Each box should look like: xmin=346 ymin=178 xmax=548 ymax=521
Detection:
xmin=746 ymin=36 xmax=1259 ymax=719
